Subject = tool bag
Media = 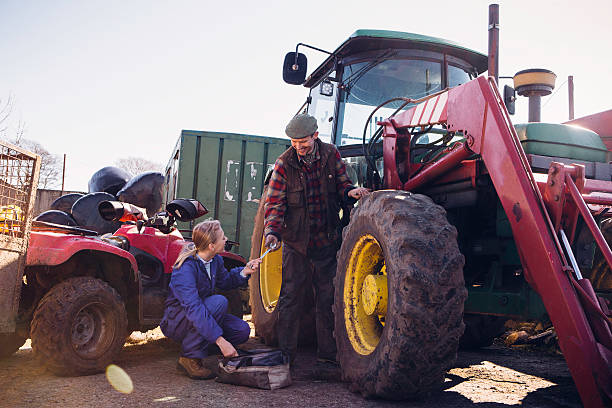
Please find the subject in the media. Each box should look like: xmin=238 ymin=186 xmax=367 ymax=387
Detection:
xmin=216 ymin=348 xmax=291 ymax=390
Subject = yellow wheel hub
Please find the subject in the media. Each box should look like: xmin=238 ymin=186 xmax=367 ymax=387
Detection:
xmin=361 ymin=274 xmax=388 ymax=316
xmin=258 ymin=235 xmax=282 ymax=313
xmin=343 ymin=234 xmax=387 ymax=355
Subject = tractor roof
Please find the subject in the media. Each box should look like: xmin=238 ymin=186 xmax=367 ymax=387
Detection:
xmin=304 ymin=29 xmax=488 ymax=87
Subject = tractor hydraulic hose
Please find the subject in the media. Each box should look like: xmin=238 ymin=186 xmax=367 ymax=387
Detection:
xmin=361 ymin=93 xmax=445 ymax=188
xmin=361 ymin=97 xmax=413 ymax=188
xmin=362 ymin=97 xmax=412 ymax=151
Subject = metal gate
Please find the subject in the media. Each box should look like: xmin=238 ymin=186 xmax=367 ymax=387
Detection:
xmin=0 ymin=141 xmax=40 ymax=333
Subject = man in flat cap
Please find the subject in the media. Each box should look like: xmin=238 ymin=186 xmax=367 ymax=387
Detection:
xmin=263 ymin=113 xmax=369 ymax=378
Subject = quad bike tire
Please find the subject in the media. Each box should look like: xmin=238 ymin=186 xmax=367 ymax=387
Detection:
xmin=459 ymin=314 xmax=506 ymax=349
xmin=0 ymin=333 xmax=27 ymax=358
xmin=31 ymin=277 xmax=128 ymax=376
xmin=334 ymin=191 xmax=467 ymax=399
xmin=249 ymin=184 xmax=315 ymax=346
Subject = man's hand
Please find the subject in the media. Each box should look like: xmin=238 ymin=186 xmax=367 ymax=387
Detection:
xmin=264 ymin=234 xmax=280 ymax=251
xmin=243 ymin=258 xmax=262 ymax=276
xmin=215 ymin=336 xmax=238 ymax=358
xmin=348 ymin=187 xmax=371 ymax=200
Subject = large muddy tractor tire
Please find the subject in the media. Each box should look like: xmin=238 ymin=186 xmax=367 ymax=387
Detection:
xmin=249 ymin=185 xmax=315 ymax=345
xmin=459 ymin=314 xmax=506 ymax=349
xmin=334 ymin=191 xmax=467 ymax=399
xmin=31 ymin=277 xmax=128 ymax=376
xmin=0 ymin=333 xmax=27 ymax=358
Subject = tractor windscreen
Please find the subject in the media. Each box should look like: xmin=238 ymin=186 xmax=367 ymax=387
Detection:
xmin=335 ymin=58 xmax=471 ymax=146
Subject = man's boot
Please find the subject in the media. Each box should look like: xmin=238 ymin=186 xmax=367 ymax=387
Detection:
xmin=177 ymin=356 xmax=215 ymax=380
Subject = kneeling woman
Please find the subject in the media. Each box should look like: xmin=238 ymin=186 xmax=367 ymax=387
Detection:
xmin=161 ymin=220 xmax=261 ymax=379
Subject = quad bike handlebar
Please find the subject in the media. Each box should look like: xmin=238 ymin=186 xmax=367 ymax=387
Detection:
xmin=98 ymin=198 xmax=209 ymax=235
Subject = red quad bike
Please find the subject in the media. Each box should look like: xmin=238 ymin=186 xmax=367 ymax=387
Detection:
xmin=17 ymin=198 xmax=246 ymax=376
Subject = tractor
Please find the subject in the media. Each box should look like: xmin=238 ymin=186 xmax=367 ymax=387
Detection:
xmin=249 ymin=6 xmax=612 ymax=407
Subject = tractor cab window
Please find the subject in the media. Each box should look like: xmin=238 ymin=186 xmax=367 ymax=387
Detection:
xmin=448 ymin=64 xmax=474 ymax=87
xmin=336 ymin=58 xmax=442 ymax=146
xmin=307 ymin=75 xmax=337 ymax=144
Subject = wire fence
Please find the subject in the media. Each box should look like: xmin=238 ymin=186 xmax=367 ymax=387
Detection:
xmin=0 ymin=141 xmax=40 ymax=239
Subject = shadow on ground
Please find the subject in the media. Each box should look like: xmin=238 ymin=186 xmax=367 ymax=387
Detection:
xmin=0 ymin=335 xmax=581 ymax=407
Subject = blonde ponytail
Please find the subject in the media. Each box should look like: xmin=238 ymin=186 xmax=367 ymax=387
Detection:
xmin=174 ymin=242 xmax=198 ymax=268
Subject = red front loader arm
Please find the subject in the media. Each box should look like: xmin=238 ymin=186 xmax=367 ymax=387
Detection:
xmin=382 ymin=76 xmax=612 ymax=407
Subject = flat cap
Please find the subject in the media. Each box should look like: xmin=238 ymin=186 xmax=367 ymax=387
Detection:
xmin=285 ymin=114 xmax=318 ymax=139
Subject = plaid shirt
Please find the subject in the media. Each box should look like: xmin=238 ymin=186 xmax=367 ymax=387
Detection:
xmin=264 ymin=141 xmax=354 ymax=249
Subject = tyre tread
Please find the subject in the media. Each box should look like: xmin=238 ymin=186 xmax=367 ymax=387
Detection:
xmin=335 ymin=190 xmax=467 ymax=399
xmin=30 ymin=276 xmax=127 ymax=376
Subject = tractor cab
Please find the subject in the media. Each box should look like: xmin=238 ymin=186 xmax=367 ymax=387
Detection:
xmin=283 ymin=30 xmax=487 ymax=187
xmin=284 ymin=30 xmax=487 ymax=152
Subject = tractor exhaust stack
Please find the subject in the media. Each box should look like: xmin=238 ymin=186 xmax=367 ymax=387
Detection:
xmin=488 ymin=4 xmax=499 ymax=84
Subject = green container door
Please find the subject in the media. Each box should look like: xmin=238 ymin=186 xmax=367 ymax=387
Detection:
xmin=165 ymin=130 xmax=290 ymax=259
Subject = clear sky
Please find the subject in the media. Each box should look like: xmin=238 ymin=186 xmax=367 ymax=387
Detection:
xmin=1 ymin=0 xmax=610 ymax=191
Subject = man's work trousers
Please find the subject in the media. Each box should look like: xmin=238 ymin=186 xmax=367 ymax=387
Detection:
xmin=160 ymin=294 xmax=250 ymax=359
xmin=277 ymin=244 xmax=337 ymax=362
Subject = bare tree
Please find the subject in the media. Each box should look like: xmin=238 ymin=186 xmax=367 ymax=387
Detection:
xmin=0 ymin=94 xmax=62 ymax=189
xmin=0 ymin=94 xmax=26 ymax=143
xmin=12 ymin=138 xmax=62 ymax=189
xmin=0 ymin=94 xmax=15 ymax=138
xmin=114 ymin=157 xmax=163 ymax=177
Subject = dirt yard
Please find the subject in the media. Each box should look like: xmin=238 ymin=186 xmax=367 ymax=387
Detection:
xmin=1 ymin=318 xmax=582 ymax=407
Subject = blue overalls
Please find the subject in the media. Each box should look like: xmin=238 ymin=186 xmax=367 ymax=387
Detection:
xmin=160 ymin=255 xmax=250 ymax=359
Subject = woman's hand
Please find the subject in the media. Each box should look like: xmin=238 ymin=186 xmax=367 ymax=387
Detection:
xmin=243 ymin=258 xmax=262 ymax=275
xmin=215 ymin=336 xmax=238 ymax=358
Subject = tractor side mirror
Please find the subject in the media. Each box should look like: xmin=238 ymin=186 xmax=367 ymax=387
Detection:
xmin=504 ymin=85 xmax=516 ymax=115
xmin=166 ymin=199 xmax=208 ymax=222
xmin=283 ymin=52 xmax=307 ymax=85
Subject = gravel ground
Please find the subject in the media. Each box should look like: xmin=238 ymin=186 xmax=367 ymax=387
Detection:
xmin=0 ymin=324 xmax=582 ymax=408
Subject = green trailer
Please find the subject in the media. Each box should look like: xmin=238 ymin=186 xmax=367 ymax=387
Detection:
xmin=164 ymin=130 xmax=290 ymax=259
